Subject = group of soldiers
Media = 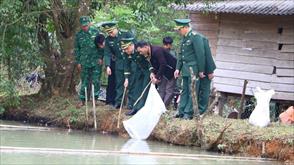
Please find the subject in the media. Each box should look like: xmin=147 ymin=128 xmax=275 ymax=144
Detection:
xmin=74 ymin=16 xmax=216 ymax=120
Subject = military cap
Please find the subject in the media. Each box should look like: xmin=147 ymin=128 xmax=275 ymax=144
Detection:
xmin=174 ymin=19 xmax=191 ymax=30
xmin=101 ymin=21 xmax=118 ymax=33
xmin=80 ymin=16 xmax=91 ymax=26
xmin=120 ymin=37 xmax=134 ymax=50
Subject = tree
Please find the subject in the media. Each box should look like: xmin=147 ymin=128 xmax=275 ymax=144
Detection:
xmin=0 ymin=0 xmax=214 ymax=98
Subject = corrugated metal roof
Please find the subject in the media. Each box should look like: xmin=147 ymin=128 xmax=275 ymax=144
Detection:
xmin=171 ymin=0 xmax=294 ymax=15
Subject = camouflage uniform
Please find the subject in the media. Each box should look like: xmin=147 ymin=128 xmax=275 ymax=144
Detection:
xmin=74 ymin=19 xmax=102 ymax=101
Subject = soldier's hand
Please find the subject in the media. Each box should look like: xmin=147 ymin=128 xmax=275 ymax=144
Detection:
xmin=77 ymin=64 xmax=82 ymax=73
xmin=174 ymin=70 xmax=180 ymax=78
xmin=150 ymin=73 xmax=155 ymax=80
xmin=124 ymin=79 xmax=128 ymax=88
xmin=152 ymin=78 xmax=160 ymax=84
xmin=106 ymin=66 xmax=112 ymax=75
xmin=208 ymin=73 xmax=214 ymax=80
xmin=199 ymin=72 xmax=205 ymax=78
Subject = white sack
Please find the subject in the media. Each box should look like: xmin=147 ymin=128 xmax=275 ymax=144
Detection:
xmin=249 ymin=87 xmax=275 ymax=127
xmin=123 ymin=84 xmax=166 ymax=140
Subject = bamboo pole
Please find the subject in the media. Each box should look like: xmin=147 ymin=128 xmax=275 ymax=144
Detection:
xmin=117 ymin=87 xmax=127 ymax=128
xmin=0 ymin=125 xmax=51 ymax=131
xmin=0 ymin=146 xmax=276 ymax=162
xmin=133 ymin=80 xmax=151 ymax=107
xmin=238 ymin=80 xmax=248 ymax=119
xmin=85 ymin=87 xmax=88 ymax=123
xmin=91 ymin=84 xmax=97 ymax=130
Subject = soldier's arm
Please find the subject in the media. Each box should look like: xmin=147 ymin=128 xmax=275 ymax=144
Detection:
xmin=176 ymin=49 xmax=183 ymax=71
xmin=193 ymin=35 xmax=205 ymax=73
xmin=97 ymin=47 xmax=104 ymax=60
xmin=103 ymin=38 xmax=111 ymax=67
xmin=123 ymin=55 xmax=131 ymax=79
xmin=203 ymin=38 xmax=216 ymax=74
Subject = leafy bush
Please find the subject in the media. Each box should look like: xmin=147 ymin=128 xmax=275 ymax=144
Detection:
xmin=94 ymin=4 xmax=187 ymax=47
xmin=0 ymin=75 xmax=20 ymax=114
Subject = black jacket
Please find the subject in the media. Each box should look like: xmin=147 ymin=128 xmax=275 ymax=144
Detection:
xmin=150 ymin=45 xmax=177 ymax=80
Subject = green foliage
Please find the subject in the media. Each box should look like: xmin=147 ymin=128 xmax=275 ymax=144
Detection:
xmin=0 ymin=106 xmax=5 ymax=116
xmin=0 ymin=0 xmax=214 ymax=99
xmin=0 ymin=75 xmax=20 ymax=111
xmin=0 ymin=0 xmax=43 ymax=81
xmin=68 ymin=107 xmax=82 ymax=124
xmin=57 ymin=104 xmax=82 ymax=124
xmin=94 ymin=4 xmax=187 ymax=48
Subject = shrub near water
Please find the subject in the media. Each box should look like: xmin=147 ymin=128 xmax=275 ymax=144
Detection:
xmin=0 ymin=77 xmax=20 ymax=115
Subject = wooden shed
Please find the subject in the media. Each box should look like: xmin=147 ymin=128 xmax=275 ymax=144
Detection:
xmin=172 ymin=0 xmax=294 ymax=101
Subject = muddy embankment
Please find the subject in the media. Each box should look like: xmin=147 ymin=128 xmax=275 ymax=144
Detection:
xmin=2 ymin=95 xmax=294 ymax=163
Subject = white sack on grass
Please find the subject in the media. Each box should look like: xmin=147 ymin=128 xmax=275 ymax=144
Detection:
xmin=249 ymin=87 xmax=275 ymax=127
xmin=123 ymin=84 xmax=166 ymax=140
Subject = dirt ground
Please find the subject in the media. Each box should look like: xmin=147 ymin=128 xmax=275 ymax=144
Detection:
xmin=2 ymin=95 xmax=294 ymax=163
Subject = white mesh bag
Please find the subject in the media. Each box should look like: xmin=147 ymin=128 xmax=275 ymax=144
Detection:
xmin=123 ymin=84 xmax=166 ymax=140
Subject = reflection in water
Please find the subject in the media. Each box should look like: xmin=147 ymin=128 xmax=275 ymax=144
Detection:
xmin=120 ymin=139 xmax=157 ymax=164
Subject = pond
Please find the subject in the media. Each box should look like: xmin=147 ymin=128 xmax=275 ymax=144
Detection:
xmin=0 ymin=120 xmax=281 ymax=165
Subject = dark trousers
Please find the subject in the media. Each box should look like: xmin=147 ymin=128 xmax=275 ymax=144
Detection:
xmin=106 ymin=60 xmax=116 ymax=105
xmin=127 ymin=71 xmax=137 ymax=109
xmin=177 ymin=76 xmax=194 ymax=117
xmin=196 ymin=77 xmax=212 ymax=114
xmin=158 ymin=76 xmax=176 ymax=107
xmin=114 ymin=68 xmax=124 ymax=107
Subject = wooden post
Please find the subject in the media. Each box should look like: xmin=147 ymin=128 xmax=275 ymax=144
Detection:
xmin=117 ymin=87 xmax=127 ymax=128
xmin=238 ymin=80 xmax=248 ymax=119
xmin=92 ymin=84 xmax=97 ymax=130
xmin=217 ymin=92 xmax=226 ymax=117
xmin=85 ymin=87 xmax=89 ymax=123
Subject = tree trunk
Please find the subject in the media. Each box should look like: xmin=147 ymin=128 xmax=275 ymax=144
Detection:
xmin=38 ymin=0 xmax=91 ymax=97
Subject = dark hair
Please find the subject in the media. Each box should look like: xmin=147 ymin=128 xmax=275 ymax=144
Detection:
xmin=95 ymin=33 xmax=105 ymax=45
xmin=135 ymin=40 xmax=149 ymax=49
xmin=163 ymin=36 xmax=173 ymax=45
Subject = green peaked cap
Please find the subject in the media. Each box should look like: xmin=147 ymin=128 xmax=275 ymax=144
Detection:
xmin=120 ymin=37 xmax=134 ymax=49
xmin=174 ymin=19 xmax=191 ymax=30
xmin=101 ymin=21 xmax=118 ymax=33
xmin=80 ymin=16 xmax=90 ymax=26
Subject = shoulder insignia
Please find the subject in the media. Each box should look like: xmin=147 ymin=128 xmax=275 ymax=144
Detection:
xmin=120 ymin=29 xmax=128 ymax=33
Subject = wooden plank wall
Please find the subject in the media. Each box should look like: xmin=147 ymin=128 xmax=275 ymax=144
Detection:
xmin=212 ymin=13 xmax=294 ymax=101
xmin=189 ymin=12 xmax=220 ymax=56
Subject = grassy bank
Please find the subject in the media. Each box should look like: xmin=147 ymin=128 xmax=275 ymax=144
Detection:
xmin=2 ymin=95 xmax=293 ymax=162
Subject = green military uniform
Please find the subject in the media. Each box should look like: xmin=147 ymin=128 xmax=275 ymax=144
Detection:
xmin=74 ymin=16 xmax=102 ymax=101
xmin=121 ymin=38 xmax=138 ymax=109
xmin=121 ymin=38 xmax=150 ymax=113
xmin=196 ymin=34 xmax=216 ymax=114
xmin=102 ymin=21 xmax=134 ymax=108
xmin=132 ymin=53 xmax=151 ymax=112
xmin=97 ymin=41 xmax=104 ymax=91
xmin=174 ymin=19 xmax=205 ymax=119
